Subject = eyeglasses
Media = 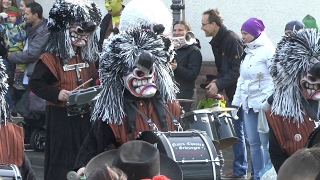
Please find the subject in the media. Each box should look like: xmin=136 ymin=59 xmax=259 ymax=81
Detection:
xmin=201 ymin=22 xmax=211 ymax=27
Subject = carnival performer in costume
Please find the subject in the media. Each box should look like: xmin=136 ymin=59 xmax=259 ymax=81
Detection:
xmin=74 ymin=0 xmax=180 ymax=173
xmin=264 ymin=29 xmax=320 ymax=173
xmin=0 ymin=36 xmax=35 ymax=179
xmin=28 ymin=0 xmax=101 ymax=179
xmin=98 ymin=0 xmax=124 ymax=52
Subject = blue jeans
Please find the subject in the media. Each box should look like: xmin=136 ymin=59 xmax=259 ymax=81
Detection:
xmin=228 ymin=102 xmax=248 ymax=176
xmin=3 ymin=59 xmax=14 ymax=108
xmin=244 ymin=122 xmax=254 ymax=176
xmin=243 ymin=108 xmax=270 ymax=180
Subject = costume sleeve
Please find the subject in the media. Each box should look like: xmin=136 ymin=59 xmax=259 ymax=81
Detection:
xmin=8 ymin=26 xmax=49 ymax=64
xmin=267 ymin=94 xmax=274 ymax=104
xmin=20 ymin=154 xmax=36 ymax=180
xmin=215 ymin=37 xmax=242 ymax=90
xmin=28 ymin=60 xmax=61 ymax=104
xmin=174 ymin=48 xmax=202 ymax=82
xmin=74 ymin=120 xmax=116 ymax=170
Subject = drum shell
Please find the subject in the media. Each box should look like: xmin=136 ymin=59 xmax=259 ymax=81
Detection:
xmin=212 ymin=113 xmax=238 ymax=150
xmin=137 ymin=130 xmax=220 ymax=180
xmin=181 ymin=110 xmax=220 ymax=147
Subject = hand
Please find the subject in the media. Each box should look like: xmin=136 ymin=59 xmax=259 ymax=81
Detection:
xmin=170 ymin=60 xmax=177 ymax=70
xmin=260 ymin=100 xmax=271 ymax=112
xmin=15 ymin=68 xmax=22 ymax=74
xmin=231 ymin=110 xmax=239 ymax=120
xmin=162 ymin=33 xmax=171 ymax=38
xmin=77 ymin=167 xmax=86 ymax=176
xmin=0 ymin=12 xmax=8 ymax=19
xmin=205 ymin=81 xmax=218 ymax=97
xmin=58 ymin=89 xmax=71 ymax=101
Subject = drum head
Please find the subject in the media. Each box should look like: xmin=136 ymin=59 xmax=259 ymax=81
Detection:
xmin=215 ymin=137 xmax=238 ymax=150
xmin=306 ymin=126 xmax=320 ymax=148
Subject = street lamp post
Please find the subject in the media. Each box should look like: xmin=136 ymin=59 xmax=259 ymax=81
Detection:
xmin=171 ymin=0 xmax=185 ymax=23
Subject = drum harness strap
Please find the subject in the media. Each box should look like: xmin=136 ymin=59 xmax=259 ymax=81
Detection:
xmin=62 ymin=52 xmax=89 ymax=86
xmin=126 ymin=98 xmax=158 ymax=140
xmin=125 ymin=95 xmax=183 ymax=140
xmin=212 ymin=112 xmax=232 ymax=136
xmin=301 ymin=98 xmax=319 ymax=122
xmin=155 ymin=96 xmax=183 ymax=131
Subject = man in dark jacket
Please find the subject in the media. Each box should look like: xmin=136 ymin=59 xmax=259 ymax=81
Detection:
xmin=7 ymin=2 xmax=48 ymax=101
xmin=201 ymin=9 xmax=247 ymax=179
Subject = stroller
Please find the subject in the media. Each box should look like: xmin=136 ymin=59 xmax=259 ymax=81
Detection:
xmin=13 ymin=89 xmax=46 ymax=152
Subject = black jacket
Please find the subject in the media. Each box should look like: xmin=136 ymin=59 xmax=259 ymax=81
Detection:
xmin=0 ymin=35 xmax=7 ymax=58
xmin=209 ymin=25 xmax=243 ymax=101
xmin=173 ymin=43 xmax=202 ymax=98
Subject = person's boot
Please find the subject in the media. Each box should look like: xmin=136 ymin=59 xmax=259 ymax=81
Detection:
xmin=13 ymin=72 xmax=25 ymax=90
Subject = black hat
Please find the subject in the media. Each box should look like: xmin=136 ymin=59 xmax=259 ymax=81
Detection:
xmin=85 ymin=140 xmax=183 ymax=180
xmin=285 ymin=20 xmax=305 ymax=31
xmin=200 ymin=74 xmax=217 ymax=89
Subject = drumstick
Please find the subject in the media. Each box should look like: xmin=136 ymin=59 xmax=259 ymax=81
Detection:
xmin=73 ymin=78 xmax=93 ymax=91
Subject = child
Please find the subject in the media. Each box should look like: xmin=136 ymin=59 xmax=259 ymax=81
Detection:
xmin=0 ymin=6 xmax=26 ymax=90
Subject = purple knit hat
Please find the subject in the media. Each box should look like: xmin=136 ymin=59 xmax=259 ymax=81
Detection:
xmin=241 ymin=18 xmax=265 ymax=38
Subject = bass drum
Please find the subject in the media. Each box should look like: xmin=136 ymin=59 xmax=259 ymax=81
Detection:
xmin=137 ymin=130 xmax=220 ymax=180
xmin=181 ymin=109 xmax=220 ymax=147
xmin=306 ymin=126 xmax=320 ymax=148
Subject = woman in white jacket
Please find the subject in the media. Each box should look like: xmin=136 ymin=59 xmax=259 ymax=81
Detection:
xmin=232 ymin=18 xmax=275 ymax=180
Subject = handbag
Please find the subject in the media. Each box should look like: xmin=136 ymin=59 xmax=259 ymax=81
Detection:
xmin=258 ymin=106 xmax=269 ymax=133
xmin=0 ymin=121 xmax=24 ymax=167
xmin=29 ymin=91 xmax=46 ymax=113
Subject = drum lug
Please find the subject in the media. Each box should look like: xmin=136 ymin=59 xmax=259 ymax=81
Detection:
xmin=147 ymin=120 xmax=158 ymax=131
xmin=137 ymin=132 xmax=142 ymax=138
xmin=224 ymin=117 xmax=228 ymax=124
xmin=172 ymin=119 xmax=183 ymax=131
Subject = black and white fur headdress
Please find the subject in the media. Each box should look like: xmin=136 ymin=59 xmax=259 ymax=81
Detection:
xmin=44 ymin=0 xmax=102 ymax=63
xmin=270 ymin=29 xmax=320 ymax=123
xmin=91 ymin=29 xmax=178 ymax=124
xmin=0 ymin=59 xmax=10 ymax=124
xmin=119 ymin=0 xmax=172 ymax=35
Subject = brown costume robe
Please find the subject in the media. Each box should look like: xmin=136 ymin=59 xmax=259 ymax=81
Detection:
xmin=29 ymin=52 xmax=97 ymax=180
xmin=267 ymin=109 xmax=315 ymax=172
xmin=74 ymin=99 xmax=181 ymax=169
xmin=109 ymin=100 xmax=181 ymax=145
xmin=267 ymin=110 xmax=315 ymax=156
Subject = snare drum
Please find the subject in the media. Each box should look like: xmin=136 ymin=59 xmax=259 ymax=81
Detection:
xmin=181 ymin=109 xmax=220 ymax=147
xmin=212 ymin=112 xmax=238 ymax=150
xmin=0 ymin=164 xmax=22 ymax=180
xmin=306 ymin=126 xmax=320 ymax=148
xmin=137 ymin=130 xmax=220 ymax=180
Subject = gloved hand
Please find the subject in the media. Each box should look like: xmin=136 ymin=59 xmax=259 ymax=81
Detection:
xmin=76 ymin=167 xmax=86 ymax=176
xmin=0 ymin=12 xmax=8 ymax=19
xmin=231 ymin=110 xmax=239 ymax=120
xmin=260 ymin=100 xmax=271 ymax=112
